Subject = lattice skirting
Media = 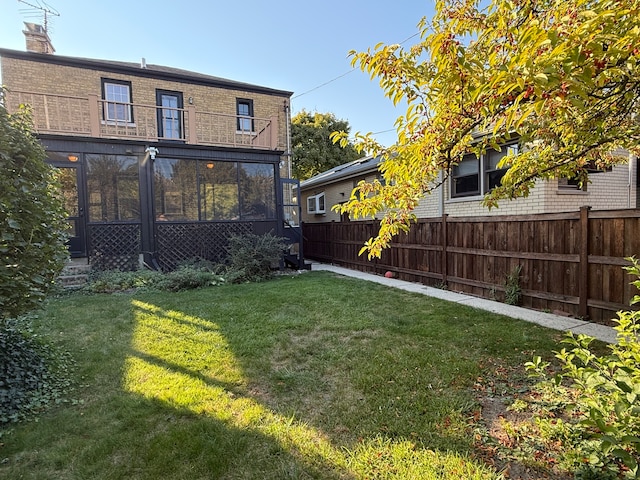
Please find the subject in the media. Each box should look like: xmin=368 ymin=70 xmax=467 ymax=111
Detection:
xmin=156 ymin=222 xmax=253 ymax=271
xmin=88 ymin=223 xmax=141 ymax=271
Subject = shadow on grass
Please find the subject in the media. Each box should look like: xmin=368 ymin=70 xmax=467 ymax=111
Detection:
xmin=0 ymin=273 xmax=538 ymax=479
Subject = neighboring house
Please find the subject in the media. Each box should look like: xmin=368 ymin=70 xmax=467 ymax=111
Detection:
xmin=300 ymin=155 xmax=383 ymax=223
xmin=301 ymin=145 xmax=639 ymax=223
xmin=1 ymin=23 xmax=303 ymax=271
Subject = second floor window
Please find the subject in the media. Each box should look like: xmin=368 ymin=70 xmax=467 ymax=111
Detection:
xmin=236 ymin=99 xmax=254 ymax=132
xmin=102 ymin=79 xmax=133 ymax=123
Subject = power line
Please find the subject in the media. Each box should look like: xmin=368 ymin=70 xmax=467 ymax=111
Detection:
xmin=292 ymin=32 xmax=420 ymax=101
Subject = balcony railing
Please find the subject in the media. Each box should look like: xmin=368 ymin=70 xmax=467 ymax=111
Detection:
xmin=4 ymin=90 xmax=280 ymax=150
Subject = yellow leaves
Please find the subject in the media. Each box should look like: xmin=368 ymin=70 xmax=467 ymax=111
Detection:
xmin=336 ymin=0 xmax=640 ymax=258
xmin=534 ymin=73 xmax=549 ymax=85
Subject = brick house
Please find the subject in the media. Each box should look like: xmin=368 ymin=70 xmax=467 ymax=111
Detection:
xmin=1 ymin=23 xmax=303 ymax=270
xmin=301 ymin=147 xmax=639 ymax=223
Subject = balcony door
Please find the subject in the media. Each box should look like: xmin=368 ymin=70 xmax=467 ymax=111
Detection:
xmin=156 ymin=90 xmax=184 ymax=141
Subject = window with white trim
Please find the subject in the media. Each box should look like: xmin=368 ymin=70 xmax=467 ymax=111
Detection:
xmin=307 ymin=192 xmax=325 ymax=214
xmin=102 ymin=78 xmax=133 ymax=123
xmin=451 ymin=143 xmax=517 ymax=198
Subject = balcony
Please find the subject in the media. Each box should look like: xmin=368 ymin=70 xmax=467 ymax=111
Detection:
xmin=4 ymin=90 xmax=280 ymax=150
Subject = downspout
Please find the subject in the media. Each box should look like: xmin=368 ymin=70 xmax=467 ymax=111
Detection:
xmin=438 ymin=170 xmax=445 ymax=216
xmin=629 ymin=152 xmax=636 ymax=208
xmin=284 ymin=99 xmax=292 ymax=179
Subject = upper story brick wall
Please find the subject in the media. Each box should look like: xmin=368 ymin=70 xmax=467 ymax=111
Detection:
xmin=0 ymin=53 xmax=291 ymax=151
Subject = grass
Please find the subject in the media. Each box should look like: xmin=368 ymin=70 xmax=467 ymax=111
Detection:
xmin=0 ymin=271 xmax=565 ymax=479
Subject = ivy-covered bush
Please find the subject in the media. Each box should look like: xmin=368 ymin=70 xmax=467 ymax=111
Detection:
xmin=0 ymin=100 xmax=68 ymax=320
xmin=0 ymin=317 xmax=74 ymax=424
xmin=523 ymin=257 xmax=640 ymax=479
xmin=224 ymin=232 xmax=287 ymax=283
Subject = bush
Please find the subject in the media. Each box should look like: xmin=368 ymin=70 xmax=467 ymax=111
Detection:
xmin=0 ymin=317 xmax=74 ymax=424
xmin=225 ymin=232 xmax=287 ymax=283
xmin=84 ymin=269 xmax=163 ymax=293
xmin=523 ymin=257 xmax=640 ymax=478
xmin=0 ymin=99 xmax=68 ymax=320
xmin=84 ymin=264 xmax=225 ymax=293
xmin=154 ymin=264 xmax=225 ymax=292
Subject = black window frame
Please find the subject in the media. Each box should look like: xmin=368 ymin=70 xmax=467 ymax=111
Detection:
xmin=155 ymin=89 xmax=184 ymax=141
xmin=236 ymin=98 xmax=254 ymax=132
xmin=101 ymin=78 xmax=134 ymax=124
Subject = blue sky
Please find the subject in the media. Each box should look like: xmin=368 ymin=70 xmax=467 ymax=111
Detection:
xmin=0 ymin=0 xmax=434 ymax=147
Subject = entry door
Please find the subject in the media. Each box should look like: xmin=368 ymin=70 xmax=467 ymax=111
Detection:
xmin=156 ymin=90 xmax=184 ymax=140
xmin=57 ymin=166 xmax=86 ymax=257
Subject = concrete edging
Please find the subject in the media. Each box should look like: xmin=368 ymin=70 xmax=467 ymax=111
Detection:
xmin=310 ymin=263 xmax=618 ymax=344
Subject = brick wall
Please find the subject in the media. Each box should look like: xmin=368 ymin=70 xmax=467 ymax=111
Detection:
xmin=0 ymin=56 xmax=290 ymax=152
xmin=301 ymin=161 xmax=637 ymax=223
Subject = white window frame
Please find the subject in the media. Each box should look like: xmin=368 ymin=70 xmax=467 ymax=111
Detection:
xmin=307 ymin=192 xmax=325 ymax=214
xmin=102 ymin=79 xmax=133 ymax=124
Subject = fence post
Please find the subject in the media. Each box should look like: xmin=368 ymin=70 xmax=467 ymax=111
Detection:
xmin=579 ymin=206 xmax=591 ymax=318
xmin=330 ymin=222 xmax=335 ymax=264
xmin=441 ymin=214 xmax=448 ymax=285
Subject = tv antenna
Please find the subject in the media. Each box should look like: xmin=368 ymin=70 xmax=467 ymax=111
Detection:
xmin=17 ymin=0 xmax=60 ymax=35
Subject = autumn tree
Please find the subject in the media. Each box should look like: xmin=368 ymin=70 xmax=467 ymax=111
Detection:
xmin=292 ymin=110 xmax=360 ymax=180
xmin=333 ymin=0 xmax=640 ymax=258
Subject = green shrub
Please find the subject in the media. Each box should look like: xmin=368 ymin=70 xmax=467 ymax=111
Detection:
xmin=524 ymin=257 xmax=640 ymax=478
xmin=224 ymin=232 xmax=287 ymax=283
xmin=154 ymin=264 xmax=225 ymax=292
xmin=84 ymin=269 xmax=163 ymax=293
xmin=84 ymin=264 xmax=224 ymax=293
xmin=0 ymin=317 xmax=74 ymax=424
xmin=0 ymin=99 xmax=68 ymax=320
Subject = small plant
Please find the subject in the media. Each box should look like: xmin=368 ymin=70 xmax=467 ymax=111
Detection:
xmin=522 ymin=257 xmax=640 ymax=478
xmin=225 ymin=232 xmax=287 ymax=283
xmin=504 ymin=264 xmax=522 ymax=306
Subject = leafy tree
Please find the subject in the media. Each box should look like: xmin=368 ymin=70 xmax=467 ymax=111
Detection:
xmin=0 ymin=100 xmax=68 ymax=320
xmin=292 ymin=110 xmax=360 ymax=180
xmin=333 ymin=0 xmax=640 ymax=258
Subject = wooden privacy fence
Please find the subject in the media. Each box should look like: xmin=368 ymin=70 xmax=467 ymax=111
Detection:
xmin=302 ymin=207 xmax=640 ymax=324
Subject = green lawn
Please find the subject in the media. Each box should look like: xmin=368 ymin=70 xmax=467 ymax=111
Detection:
xmin=0 ymin=271 xmax=564 ymax=479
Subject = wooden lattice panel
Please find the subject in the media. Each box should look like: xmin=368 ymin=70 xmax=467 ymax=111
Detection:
xmin=88 ymin=224 xmax=141 ymax=271
xmin=156 ymin=222 xmax=252 ymax=271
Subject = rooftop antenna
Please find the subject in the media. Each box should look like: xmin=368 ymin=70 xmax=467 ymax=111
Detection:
xmin=17 ymin=0 xmax=60 ymax=35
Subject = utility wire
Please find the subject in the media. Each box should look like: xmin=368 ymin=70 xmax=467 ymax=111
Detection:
xmin=292 ymin=32 xmax=420 ymax=100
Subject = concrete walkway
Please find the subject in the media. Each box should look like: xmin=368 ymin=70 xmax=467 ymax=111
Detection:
xmin=311 ymin=263 xmax=618 ymax=344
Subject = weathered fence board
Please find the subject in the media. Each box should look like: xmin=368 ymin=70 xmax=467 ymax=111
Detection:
xmin=303 ymin=207 xmax=640 ymax=325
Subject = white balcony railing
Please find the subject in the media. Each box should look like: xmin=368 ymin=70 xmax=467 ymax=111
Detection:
xmin=4 ymin=90 xmax=280 ymax=150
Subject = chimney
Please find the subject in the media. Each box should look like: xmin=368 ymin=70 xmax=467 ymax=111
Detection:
xmin=23 ymin=22 xmax=55 ymax=54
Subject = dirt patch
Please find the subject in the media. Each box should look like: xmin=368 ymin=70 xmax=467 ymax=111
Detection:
xmin=471 ymin=358 xmax=574 ymax=480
